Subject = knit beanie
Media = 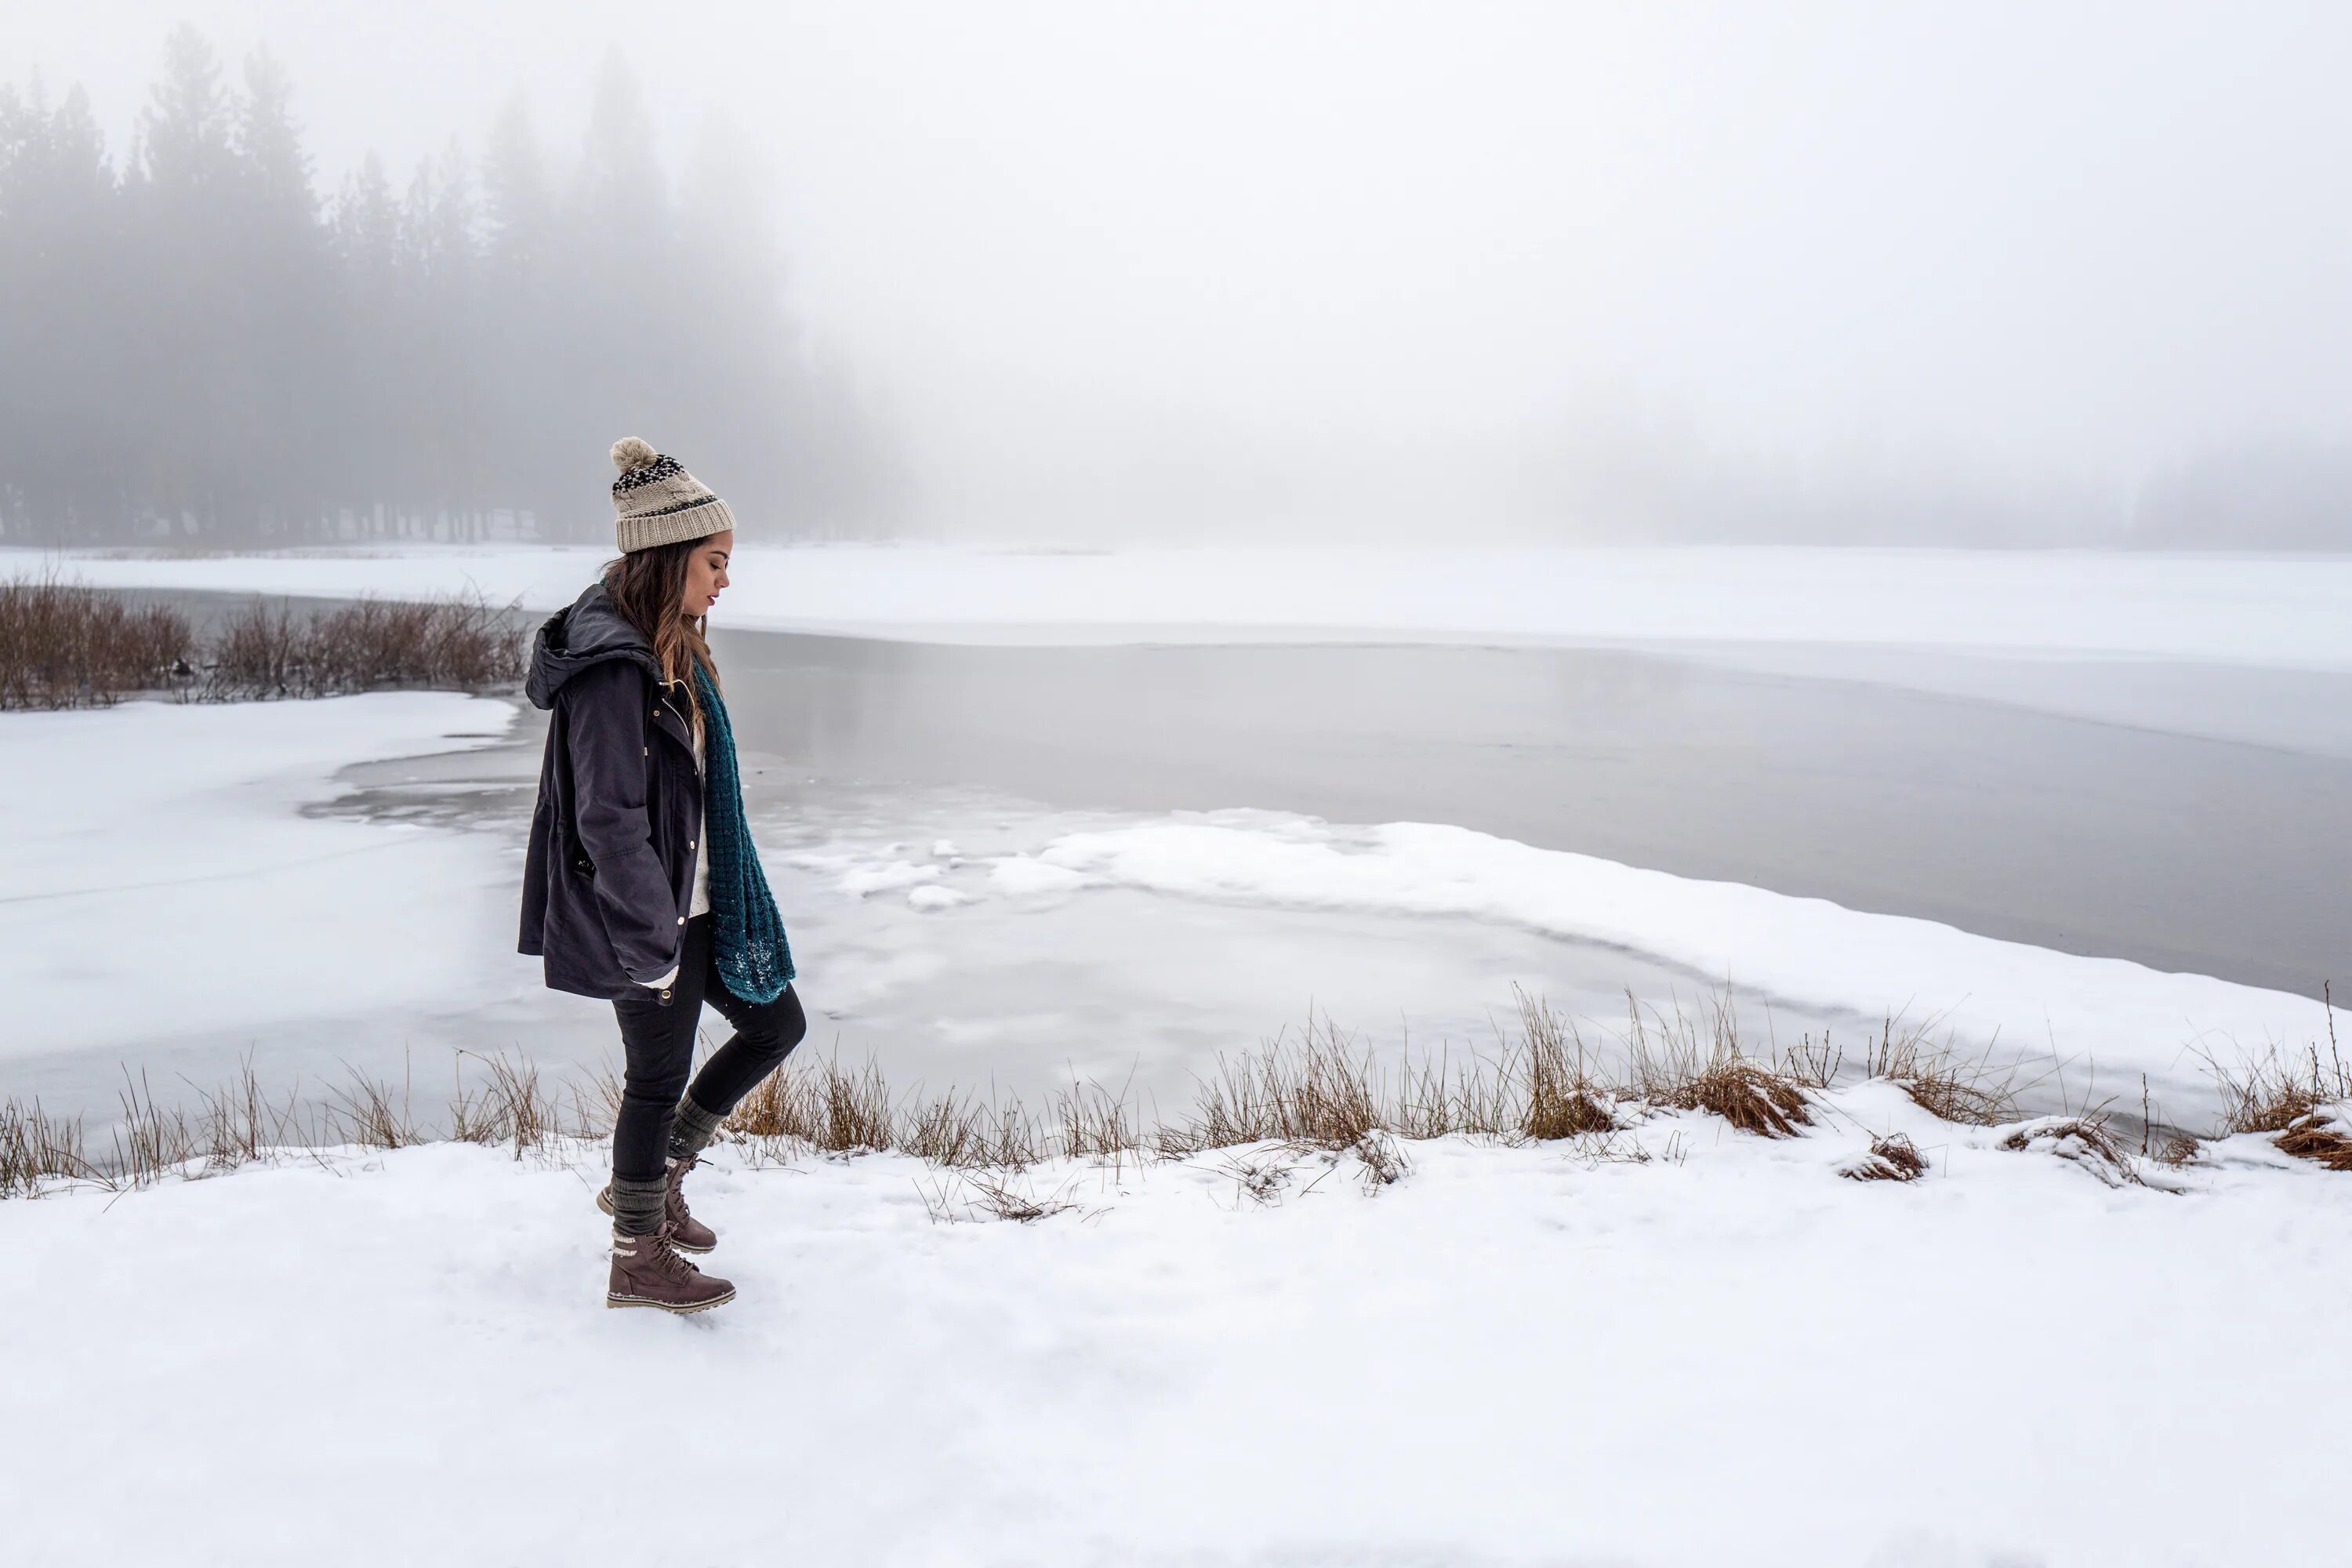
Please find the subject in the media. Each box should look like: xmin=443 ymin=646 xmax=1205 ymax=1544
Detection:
xmin=609 ymin=437 xmax=736 ymax=553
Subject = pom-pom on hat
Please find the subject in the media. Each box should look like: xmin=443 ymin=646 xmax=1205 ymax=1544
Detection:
xmin=609 ymin=437 xmax=735 ymax=553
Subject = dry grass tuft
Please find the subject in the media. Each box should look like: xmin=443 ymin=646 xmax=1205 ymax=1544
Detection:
xmin=1172 ymin=1013 xmax=1385 ymax=1154
xmin=1057 ymin=1076 xmax=1142 ymax=1166
xmin=2201 ymin=989 xmax=2352 ymax=1161
xmin=1784 ymin=1011 xmax=2017 ymax=1126
xmin=1620 ymin=995 xmax=1811 ymax=1137
xmin=808 ymin=1056 xmax=895 ymax=1153
xmin=1348 ymin=1129 xmax=1410 ymax=1189
xmin=1686 ymin=1058 xmax=1813 ymax=1137
xmin=964 ymin=1170 xmax=1079 ymax=1222
xmin=2205 ymin=1040 xmax=2351 ymax=1135
xmin=723 ymin=1051 xmax=895 ymax=1155
xmin=1219 ymin=1149 xmax=1296 ymax=1206
xmin=2202 ymin=1021 xmax=2352 ymax=1170
xmin=189 ymin=1054 xmax=301 ymax=1174
xmin=326 ymin=1066 xmax=418 ymax=1150
xmin=1515 ymin=989 xmax=1617 ymax=1139
xmin=3 ymin=990 xmax=2074 ymax=1201
xmin=448 ymin=1053 xmax=564 ymax=1157
xmin=0 ymin=1100 xmax=95 ymax=1197
xmin=1999 ymin=1115 xmax=2143 ymax=1187
xmin=1624 ymin=1004 xmax=1806 ymax=1134
xmin=2273 ymin=1111 xmax=2352 ymax=1171
xmin=900 ymin=1087 xmax=1041 ymax=1170
xmin=109 ymin=1069 xmax=198 ymax=1187
xmin=918 ymin=1168 xmax=1080 ymax=1224
xmin=1840 ymin=1132 xmax=1928 ymax=1182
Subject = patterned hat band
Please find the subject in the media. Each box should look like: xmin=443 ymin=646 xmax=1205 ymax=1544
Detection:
xmin=608 ymin=436 xmax=735 ymax=554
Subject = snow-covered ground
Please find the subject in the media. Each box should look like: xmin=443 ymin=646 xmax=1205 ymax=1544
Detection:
xmin=7 ymin=1088 xmax=2347 ymax=1566
xmin=15 ymin=541 xmax=2352 ymax=667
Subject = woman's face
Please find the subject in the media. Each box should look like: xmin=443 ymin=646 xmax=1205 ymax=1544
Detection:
xmin=682 ymin=530 xmax=733 ymax=619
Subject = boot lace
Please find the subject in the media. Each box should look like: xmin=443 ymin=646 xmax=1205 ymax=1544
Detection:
xmin=648 ymin=1221 xmax=703 ymax=1279
xmin=665 ymin=1156 xmax=699 ymax=1222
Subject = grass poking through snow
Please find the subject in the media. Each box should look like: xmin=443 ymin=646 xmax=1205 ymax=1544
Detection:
xmin=10 ymin=988 xmax=2346 ymax=1201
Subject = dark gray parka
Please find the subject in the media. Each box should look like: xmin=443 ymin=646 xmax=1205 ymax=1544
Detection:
xmin=517 ymin=581 xmax=704 ymax=999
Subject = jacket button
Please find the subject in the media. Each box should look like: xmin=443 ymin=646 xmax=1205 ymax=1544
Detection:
xmin=688 ymin=839 xmax=695 ymax=849
xmin=642 ymin=746 xmax=649 ymax=757
xmin=677 ymin=916 xmax=686 ymax=925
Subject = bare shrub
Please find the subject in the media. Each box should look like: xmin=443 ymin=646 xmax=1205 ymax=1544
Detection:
xmin=205 ymin=592 xmax=522 ymax=699
xmin=307 ymin=594 xmax=523 ymax=693
xmin=1999 ymin=1115 xmax=2143 ymax=1188
xmin=1840 ymin=1132 xmax=1928 ymax=1182
xmin=0 ymin=577 xmax=191 ymax=709
xmin=206 ymin=601 xmax=308 ymax=699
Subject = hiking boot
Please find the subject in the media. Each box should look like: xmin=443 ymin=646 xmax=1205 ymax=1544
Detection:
xmin=605 ymin=1221 xmax=735 ymax=1314
xmin=596 ymin=1156 xmax=717 ymax=1254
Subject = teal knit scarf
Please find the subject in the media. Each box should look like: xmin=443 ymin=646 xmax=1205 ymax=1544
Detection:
xmin=695 ymin=663 xmax=795 ymax=1004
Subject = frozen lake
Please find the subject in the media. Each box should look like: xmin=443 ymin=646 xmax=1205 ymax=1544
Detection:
xmin=703 ymin=624 xmax=2352 ymax=998
xmin=9 ymin=578 xmax=2347 ymax=1127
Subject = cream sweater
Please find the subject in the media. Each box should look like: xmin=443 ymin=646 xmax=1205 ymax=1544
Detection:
xmin=641 ymin=722 xmax=711 ymax=991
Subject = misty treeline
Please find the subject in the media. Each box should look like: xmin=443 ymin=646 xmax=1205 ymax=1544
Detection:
xmin=0 ymin=27 xmax=902 ymax=546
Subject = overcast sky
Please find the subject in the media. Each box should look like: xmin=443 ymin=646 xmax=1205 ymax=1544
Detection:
xmin=20 ymin=1 xmax=2352 ymax=539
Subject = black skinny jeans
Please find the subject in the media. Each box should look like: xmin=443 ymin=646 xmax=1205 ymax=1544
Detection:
xmin=611 ymin=913 xmax=808 ymax=1181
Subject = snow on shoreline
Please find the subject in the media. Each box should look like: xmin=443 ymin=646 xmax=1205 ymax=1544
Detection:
xmin=5 ymin=1087 xmax=2348 ymax=1566
xmin=989 ymin=815 xmax=2345 ymax=1119
xmin=0 ymin=693 xmax=521 ymax=1058
xmin=14 ymin=541 xmax=2352 ymax=666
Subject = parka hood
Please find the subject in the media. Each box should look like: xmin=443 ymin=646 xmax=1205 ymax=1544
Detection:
xmin=524 ymin=581 xmax=659 ymax=710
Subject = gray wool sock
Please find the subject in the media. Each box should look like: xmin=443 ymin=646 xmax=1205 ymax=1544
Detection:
xmin=668 ymin=1096 xmax=727 ymax=1162
xmin=608 ymin=1174 xmax=668 ymax=1237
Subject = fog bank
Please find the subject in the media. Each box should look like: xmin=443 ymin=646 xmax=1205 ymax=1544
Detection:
xmin=14 ymin=2 xmax=2352 ymax=545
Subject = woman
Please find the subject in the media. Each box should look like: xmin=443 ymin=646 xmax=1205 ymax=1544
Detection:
xmin=518 ymin=437 xmax=805 ymax=1315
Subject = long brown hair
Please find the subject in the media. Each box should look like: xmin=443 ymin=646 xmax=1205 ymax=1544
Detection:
xmin=601 ymin=541 xmax=719 ymax=727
